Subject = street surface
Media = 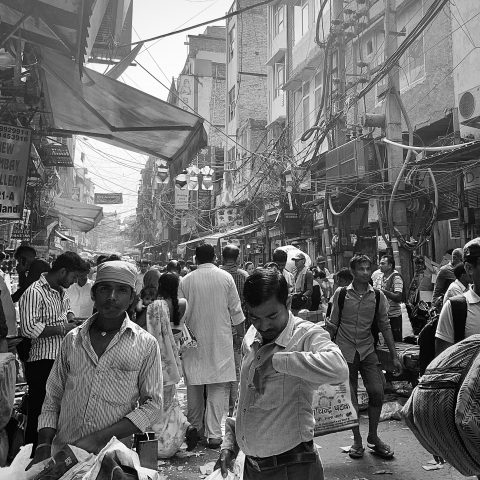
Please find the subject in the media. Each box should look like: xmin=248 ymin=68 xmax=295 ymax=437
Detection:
xmin=157 ymin=382 xmax=476 ymax=480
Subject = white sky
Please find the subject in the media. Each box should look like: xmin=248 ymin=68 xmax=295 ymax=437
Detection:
xmin=80 ymin=0 xmax=230 ymax=218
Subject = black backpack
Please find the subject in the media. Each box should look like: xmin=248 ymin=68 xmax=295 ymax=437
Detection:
xmin=418 ymin=295 xmax=467 ymax=375
xmin=333 ymin=286 xmax=381 ymax=344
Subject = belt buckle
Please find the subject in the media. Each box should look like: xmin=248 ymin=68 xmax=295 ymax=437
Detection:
xmin=248 ymin=457 xmax=261 ymax=472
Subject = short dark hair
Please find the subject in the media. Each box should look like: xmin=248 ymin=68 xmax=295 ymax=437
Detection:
xmin=272 ymin=249 xmax=288 ymax=263
xmin=166 ymin=260 xmax=181 ymax=273
xmin=222 ymin=244 xmax=240 ymax=261
xmin=51 ymin=251 xmax=84 ymax=273
xmin=350 ymin=254 xmax=372 ymax=270
xmin=106 ymin=254 xmax=121 ymax=262
xmin=195 ymin=244 xmax=215 ymax=264
xmin=336 ymin=267 xmax=353 ymax=283
xmin=79 ymin=260 xmax=91 ymax=274
xmin=14 ymin=245 xmax=36 ymax=259
xmin=96 ymin=255 xmax=108 ymax=266
xmin=454 ymin=263 xmax=467 ymax=279
xmin=243 ymin=268 xmax=289 ymax=307
xmin=381 ymin=254 xmax=395 ymax=270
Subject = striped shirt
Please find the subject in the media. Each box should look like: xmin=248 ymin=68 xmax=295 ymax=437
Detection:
xmin=19 ymin=274 xmax=73 ymax=362
xmin=38 ymin=314 xmax=163 ymax=455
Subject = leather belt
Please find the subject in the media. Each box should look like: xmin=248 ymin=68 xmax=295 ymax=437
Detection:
xmin=246 ymin=452 xmax=317 ymax=472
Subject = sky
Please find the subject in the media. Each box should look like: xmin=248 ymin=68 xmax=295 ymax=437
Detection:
xmin=78 ymin=0 xmax=231 ymax=218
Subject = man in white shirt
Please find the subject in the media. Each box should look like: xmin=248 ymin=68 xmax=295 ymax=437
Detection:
xmin=443 ymin=263 xmax=470 ymax=303
xmin=67 ymin=262 xmax=94 ymax=321
xmin=135 ymin=260 xmax=149 ymax=294
xmin=436 ymin=238 xmax=480 ymax=355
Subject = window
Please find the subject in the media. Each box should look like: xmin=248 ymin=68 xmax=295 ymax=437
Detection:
xmin=314 ymin=72 xmax=323 ymax=113
xmin=398 ymin=3 xmax=425 ymax=91
xmin=274 ymin=61 xmax=285 ymax=98
xmin=228 ymin=24 xmax=236 ymax=62
xmin=294 ymin=0 xmax=309 ymax=44
xmin=228 ymin=86 xmax=236 ymax=121
xmin=302 ymin=81 xmax=311 ymax=132
xmin=273 ymin=4 xmax=285 ymax=37
xmin=227 ymin=147 xmax=236 ymax=170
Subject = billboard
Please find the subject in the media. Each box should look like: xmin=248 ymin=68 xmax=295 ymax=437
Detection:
xmin=0 ymin=124 xmax=31 ymax=219
xmin=94 ymin=193 xmax=123 ymax=204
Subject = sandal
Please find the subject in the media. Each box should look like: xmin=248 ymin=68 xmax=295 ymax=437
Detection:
xmin=348 ymin=445 xmax=365 ymax=459
xmin=367 ymin=440 xmax=394 ymax=459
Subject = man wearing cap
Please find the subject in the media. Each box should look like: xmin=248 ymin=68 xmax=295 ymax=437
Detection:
xmin=30 ymin=261 xmax=163 ymax=465
xmin=292 ymin=252 xmax=313 ymax=310
xmin=436 ymin=239 xmax=480 ymax=355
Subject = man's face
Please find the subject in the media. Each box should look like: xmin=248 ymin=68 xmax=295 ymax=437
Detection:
xmin=352 ymin=261 xmax=372 ymax=285
xmin=294 ymin=258 xmax=305 ymax=269
xmin=15 ymin=254 xmax=31 ymax=274
xmin=379 ymin=257 xmax=391 ymax=274
xmin=92 ymin=281 xmax=135 ymax=319
xmin=246 ymin=263 xmax=255 ymax=275
xmin=465 ymin=259 xmax=480 ymax=289
xmin=59 ymin=269 xmax=79 ymax=288
xmin=77 ymin=271 xmax=89 ymax=287
xmin=317 ymin=260 xmax=326 ymax=269
xmin=247 ymin=296 xmax=289 ymax=341
xmin=140 ymin=263 xmax=148 ymax=273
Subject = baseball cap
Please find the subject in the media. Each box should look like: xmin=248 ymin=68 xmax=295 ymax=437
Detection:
xmin=292 ymin=252 xmax=306 ymax=261
xmin=463 ymin=238 xmax=480 ymax=263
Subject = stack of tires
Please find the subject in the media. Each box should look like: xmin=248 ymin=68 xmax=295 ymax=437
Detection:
xmin=0 ymin=353 xmax=15 ymax=466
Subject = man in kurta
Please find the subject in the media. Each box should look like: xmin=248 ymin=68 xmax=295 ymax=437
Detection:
xmin=179 ymin=243 xmax=245 ymax=449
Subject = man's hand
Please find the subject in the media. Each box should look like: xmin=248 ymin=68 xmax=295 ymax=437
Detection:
xmin=26 ymin=444 xmax=51 ymax=470
xmin=214 ymin=448 xmax=236 ymax=478
xmin=392 ymin=357 xmax=403 ymax=376
xmin=74 ymin=432 xmax=105 ymax=454
xmin=252 ymin=355 xmax=277 ymax=394
xmin=65 ymin=322 xmax=77 ymax=333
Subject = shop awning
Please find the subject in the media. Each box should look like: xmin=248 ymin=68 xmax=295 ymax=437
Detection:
xmin=178 ymin=223 xmax=260 ymax=250
xmin=51 ymin=197 xmax=103 ymax=233
xmin=0 ymin=0 xmax=110 ymax=67
xmin=38 ymin=47 xmax=207 ymax=169
xmin=55 ymin=230 xmax=75 ymax=243
xmin=144 ymin=241 xmax=168 ymax=252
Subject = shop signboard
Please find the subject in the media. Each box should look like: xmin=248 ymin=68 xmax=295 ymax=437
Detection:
xmin=94 ymin=193 xmax=123 ymax=204
xmin=39 ymin=143 xmax=74 ymax=167
xmin=0 ymin=124 xmax=31 ymax=219
xmin=175 ymin=187 xmax=189 ymax=210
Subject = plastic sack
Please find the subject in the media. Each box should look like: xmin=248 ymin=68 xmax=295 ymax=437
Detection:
xmin=0 ymin=444 xmax=47 ymax=480
xmin=313 ymin=380 xmax=358 ymax=436
xmin=379 ymin=401 xmax=403 ymax=422
xmin=204 ymin=452 xmax=245 ymax=480
xmin=151 ymin=396 xmax=188 ymax=458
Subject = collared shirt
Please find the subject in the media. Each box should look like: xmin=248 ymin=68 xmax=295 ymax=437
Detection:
xmin=0 ymin=274 xmax=16 ymax=336
xmin=179 ymin=263 xmax=245 ymax=385
xmin=67 ymin=279 xmax=94 ymax=319
xmin=19 ymin=274 xmax=73 ymax=361
xmin=436 ymin=286 xmax=480 ymax=344
xmin=293 ymin=266 xmax=313 ymax=297
xmin=444 ymin=278 xmax=468 ymax=303
xmin=373 ymin=270 xmax=403 ymax=317
xmin=222 ymin=313 xmax=348 ymax=458
xmin=329 ymin=284 xmax=390 ymax=363
xmin=38 ymin=314 xmax=163 ymax=455
xmin=221 ymin=264 xmax=249 ymax=304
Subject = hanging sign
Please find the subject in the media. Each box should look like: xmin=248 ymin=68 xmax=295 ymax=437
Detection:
xmin=0 ymin=124 xmax=31 ymax=219
xmin=175 ymin=187 xmax=189 ymax=210
xmin=94 ymin=193 xmax=123 ymax=204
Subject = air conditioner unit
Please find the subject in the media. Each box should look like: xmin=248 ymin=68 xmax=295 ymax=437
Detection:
xmin=325 ymin=138 xmax=380 ymax=185
xmin=458 ymin=85 xmax=480 ymax=128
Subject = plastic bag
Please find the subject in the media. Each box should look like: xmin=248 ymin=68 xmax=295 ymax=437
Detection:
xmin=0 ymin=444 xmax=47 ymax=480
xmin=151 ymin=396 xmax=189 ymax=458
xmin=313 ymin=380 xmax=358 ymax=436
xmin=204 ymin=452 xmax=245 ymax=480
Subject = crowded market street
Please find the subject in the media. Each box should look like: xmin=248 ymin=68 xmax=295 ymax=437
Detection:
xmin=2 ymin=0 xmax=480 ymax=479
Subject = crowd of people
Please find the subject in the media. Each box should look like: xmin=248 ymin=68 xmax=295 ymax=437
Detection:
xmin=0 ymin=237 xmax=479 ymax=479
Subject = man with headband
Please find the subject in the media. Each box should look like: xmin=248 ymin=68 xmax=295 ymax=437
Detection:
xmin=29 ymin=260 xmax=163 ymax=465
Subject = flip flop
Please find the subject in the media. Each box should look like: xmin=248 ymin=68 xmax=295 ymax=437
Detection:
xmin=348 ymin=445 xmax=365 ymax=459
xmin=367 ymin=440 xmax=394 ymax=459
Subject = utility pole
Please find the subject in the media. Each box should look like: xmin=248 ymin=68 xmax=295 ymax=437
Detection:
xmin=384 ymin=0 xmax=410 ymax=280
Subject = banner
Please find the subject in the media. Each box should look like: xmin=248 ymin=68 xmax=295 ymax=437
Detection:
xmin=0 ymin=124 xmax=31 ymax=219
xmin=175 ymin=187 xmax=189 ymax=210
xmin=94 ymin=193 xmax=123 ymax=204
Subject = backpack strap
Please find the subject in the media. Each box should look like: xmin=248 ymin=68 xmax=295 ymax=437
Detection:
xmin=374 ymin=288 xmax=380 ymax=319
xmin=333 ymin=286 xmax=347 ymax=342
xmin=450 ymin=295 xmax=468 ymax=343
